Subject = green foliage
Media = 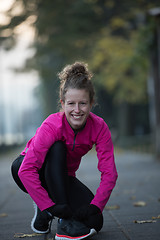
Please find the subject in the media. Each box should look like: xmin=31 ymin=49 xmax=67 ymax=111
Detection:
xmin=90 ymin=29 xmax=149 ymax=104
xmin=1 ymin=0 xmax=160 ymax=114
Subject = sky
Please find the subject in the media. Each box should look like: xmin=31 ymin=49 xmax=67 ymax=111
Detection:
xmin=0 ymin=0 xmax=40 ymax=145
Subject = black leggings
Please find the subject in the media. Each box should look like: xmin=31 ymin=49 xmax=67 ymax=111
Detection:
xmin=11 ymin=141 xmax=103 ymax=231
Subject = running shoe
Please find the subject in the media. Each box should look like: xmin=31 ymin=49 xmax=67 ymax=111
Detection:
xmin=55 ymin=218 xmax=97 ymax=240
xmin=31 ymin=202 xmax=53 ymax=234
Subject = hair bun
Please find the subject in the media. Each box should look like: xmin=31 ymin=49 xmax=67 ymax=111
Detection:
xmin=71 ymin=63 xmax=86 ymax=75
xmin=58 ymin=61 xmax=92 ymax=83
xmin=66 ymin=62 xmax=88 ymax=80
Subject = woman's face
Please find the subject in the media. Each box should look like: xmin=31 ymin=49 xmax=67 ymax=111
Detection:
xmin=61 ymin=88 xmax=93 ymax=130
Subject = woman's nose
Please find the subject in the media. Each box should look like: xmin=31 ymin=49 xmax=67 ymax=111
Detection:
xmin=74 ymin=103 xmax=80 ymax=112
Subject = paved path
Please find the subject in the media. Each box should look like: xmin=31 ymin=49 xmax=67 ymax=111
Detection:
xmin=0 ymin=147 xmax=160 ymax=240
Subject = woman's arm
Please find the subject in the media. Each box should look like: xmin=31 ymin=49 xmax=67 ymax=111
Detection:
xmin=91 ymin=121 xmax=118 ymax=212
xmin=18 ymin=120 xmax=57 ymax=211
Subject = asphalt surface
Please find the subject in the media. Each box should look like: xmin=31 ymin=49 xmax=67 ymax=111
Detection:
xmin=0 ymin=147 xmax=160 ymax=240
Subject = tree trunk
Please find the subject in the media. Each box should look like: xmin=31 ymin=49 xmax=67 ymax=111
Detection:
xmin=151 ymin=22 xmax=160 ymax=159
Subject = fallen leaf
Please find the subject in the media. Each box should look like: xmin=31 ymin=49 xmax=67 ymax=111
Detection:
xmin=0 ymin=213 xmax=8 ymax=218
xmin=133 ymin=201 xmax=146 ymax=207
xmin=134 ymin=219 xmax=156 ymax=224
xmin=14 ymin=233 xmax=42 ymax=238
xmin=152 ymin=215 xmax=160 ymax=220
xmin=105 ymin=205 xmax=120 ymax=210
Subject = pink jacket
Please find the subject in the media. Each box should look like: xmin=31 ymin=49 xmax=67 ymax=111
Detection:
xmin=18 ymin=112 xmax=118 ymax=212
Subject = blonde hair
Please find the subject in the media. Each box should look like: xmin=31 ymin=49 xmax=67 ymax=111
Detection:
xmin=58 ymin=61 xmax=95 ymax=104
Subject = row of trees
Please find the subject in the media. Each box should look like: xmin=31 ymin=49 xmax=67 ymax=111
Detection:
xmin=1 ymin=0 xmax=160 ymax=157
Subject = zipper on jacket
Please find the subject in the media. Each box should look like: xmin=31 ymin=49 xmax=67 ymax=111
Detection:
xmin=72 ymin=132 xmax=78 ymax=151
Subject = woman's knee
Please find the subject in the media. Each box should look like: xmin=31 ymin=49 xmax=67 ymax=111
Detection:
xmin=41 ymin=141 xmax=68 ymax=183
xmin=11 ymin=155 xmax=27 ymax=193
xmin=47 ymin=141 xmax=66 ymax=158
xmin=50 ymin=141 xmax=66 ymax=153
xmin=11 ymin=155 xmax=24 ymax=180
xmin=45 ymin=141 xmax=67 ymax=167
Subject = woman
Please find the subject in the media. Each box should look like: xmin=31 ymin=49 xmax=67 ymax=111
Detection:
xmin=11 ymin=61 xmax=118 ymax=240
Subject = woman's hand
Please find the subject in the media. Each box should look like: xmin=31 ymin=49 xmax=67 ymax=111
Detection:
xmin=47 ymin=204 xmax=72 ymax=219
xmin=74 ymin=204 xmax=101 ymax=221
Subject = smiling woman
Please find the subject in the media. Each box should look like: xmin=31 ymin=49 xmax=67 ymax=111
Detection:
xmin=11 ymin=61 xmax=118 ymax=240
xmin=58 ymin=62 xmax=95 ymax=130
xmin=61 ymin=88 xmax=92 ymax=130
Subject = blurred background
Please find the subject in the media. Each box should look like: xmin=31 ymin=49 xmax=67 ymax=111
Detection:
xmin=0 ymin=0 xmax=160 ymax=159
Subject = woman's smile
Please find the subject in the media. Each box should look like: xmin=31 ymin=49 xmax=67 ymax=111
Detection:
xmin=61 ymin=88 xmax=93 ymax=130
xmin=72 ymin=114 xmax=83 ymax=119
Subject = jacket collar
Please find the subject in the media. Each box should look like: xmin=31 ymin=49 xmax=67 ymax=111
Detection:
xmin=63 ymin=112 xmax=90 ymax=134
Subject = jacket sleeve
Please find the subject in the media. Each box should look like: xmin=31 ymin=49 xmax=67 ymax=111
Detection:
xmin=91 ymin=121 xmax=118 ymax=212
xmin=18 ymin=120 xmax=57 ymax=211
